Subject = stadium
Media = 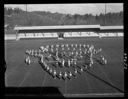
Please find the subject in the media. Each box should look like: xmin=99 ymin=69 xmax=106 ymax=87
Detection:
xmin=4 ymin=4 xmax=124 ymax=98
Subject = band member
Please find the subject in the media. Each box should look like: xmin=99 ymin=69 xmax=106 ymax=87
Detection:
xmin=83 ymin=44 xmax=86 ymax=48
xmin=46 ymin=66 xmax=50 ymax=71
xmin=71 ymin=52 xmax=74 ymax=55
xmin=79 ymin=44 xmax=82 ymax=48
xmin=97 ymin=48 xmax=102 ymax=53
xmin=40 ymin=46 xmax=44 ymax=51
xmin=79 ymin=48 xmax=82 ymax=51
xmin=74 ymin=68 xmax=78 ymax=74
xmin=83 ymin=66 xmax=88 ymax=71
xmin=25 ymin=56 xmax=31 ymax=65
xmin=53 ymin=70 xmax=57 ymax=79
xmin=62 ymin=59 xmax=65 ymax=67
xmin=73 ymin=47 xmax=76 ymax=51
xmin=93 ymin=49 xmax=97 ymax=55
xmin=40 ymin=55 xmax=44 ymax=63
xmin=77 ymin=69 xmax=81 ymax=75
xmin=49 ymin=68 xmax=53 ymax=75
xmin=87 ymin=44 xmax=89 ymax=48
xmin=34 ymin=49 xmax=38 ymax=57
xmin=51 ymin=48 xmax=54 ymax=53
xmin=26 ymin=49 xmax=31 ymax=55
xmin=68 ymin=59 xmax=71 ymax=67
xmin=61 ymin=44 xmax=64 ymax=48
xmin=65 ymin=72 xmax=70 ymax=80
xmin=101 ymin=56 xmax=107 ymax=65
xmin=56 ymin=44 xmax=59 ymax=48
xmin=66 ymin=44 xmax=68 ymax=47
xmin=38 ymin=49 xmax=42 ymax=57
xmin=71 ymin=44 xmax=73 ymax=47
xmin=72 ymin=70 xmax=77 ymax=78
xmin=46 ymin=45 xmax=49 ymax=49
xmin=31 ymin=49 xmax=34 ymax=56
xmin=69 ymin=72 xmax=72 ymax=78
xmin=80 ymin=68 xmax=83 ymax=72
xmin=51 ymin=45 xmax=54 ymax=48
xmin=76 ymin=51 xmax=78 ymax=56
xmin=84 ymin=48 xmax=87 ymax=54
xmin=55 ymin=47 xmax=58 ymax=51
xmin=79 ymin=54 xmax=83 ymax=59
xmin=90 ymin=52 xmax=94 ymax=66
xmin=63 ymin=72 xmax=68 ymax=80
xmin=68 ymin=47 xmax=70 ymax=50
xmin=62 ymin=47 xmax=64 ymax=51
xmin=75 ymin=44 xmax=77 ymax=47
xmin=57 ymin=71 xmax=62 ymax=79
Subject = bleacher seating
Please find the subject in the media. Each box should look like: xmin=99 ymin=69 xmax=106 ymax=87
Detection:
xmin=5 ymin=32 xmax=124 ymax=40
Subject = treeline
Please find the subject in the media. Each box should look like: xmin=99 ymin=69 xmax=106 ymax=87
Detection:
xmin=4 ymin=7 xmax=23 ymax=15
xmin=4 ymin=7 xmax=123 ymax=27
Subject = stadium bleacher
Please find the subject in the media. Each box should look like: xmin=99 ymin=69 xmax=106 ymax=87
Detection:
xmin=5 ymin=25 xmax=123 ymax=40
xmin=5 ymin=32 xmax=123 ymax=40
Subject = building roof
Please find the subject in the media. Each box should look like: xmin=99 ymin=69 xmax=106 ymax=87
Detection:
xmin=100 ymin=26 xmax=123 ymax=30
xmin=14 ymin=25 xmax=101 ymax=30
xmin=14 ymin=25 xmax=124 ymax=33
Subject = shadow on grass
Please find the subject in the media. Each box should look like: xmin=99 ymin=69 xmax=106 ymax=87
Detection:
xmin=5 ymin=86 xmax=64 ymax=98
xmin=85 ymin=70 xmax=124 ymax=93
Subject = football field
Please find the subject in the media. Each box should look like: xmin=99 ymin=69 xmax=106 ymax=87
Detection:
xmin=5 ymin=37 xmax=124 ymax=97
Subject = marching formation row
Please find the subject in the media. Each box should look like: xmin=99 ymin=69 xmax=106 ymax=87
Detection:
xmin=25 ymin=43 xmax=107 ymax=81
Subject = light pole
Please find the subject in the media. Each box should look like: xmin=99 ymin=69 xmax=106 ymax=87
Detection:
xmin=104 ymin=3 xmax=106 ymax=26
xmin=26 ymin=4 xmax=28 ymax=25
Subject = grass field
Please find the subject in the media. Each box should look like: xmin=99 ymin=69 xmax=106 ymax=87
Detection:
xmin=5 ymin=37 xmax=124 ymax=97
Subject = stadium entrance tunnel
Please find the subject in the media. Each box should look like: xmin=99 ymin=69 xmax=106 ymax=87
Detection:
xmin=58 ymin=32 xmax=64 ymax=39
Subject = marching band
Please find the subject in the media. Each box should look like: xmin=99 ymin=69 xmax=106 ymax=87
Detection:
xmin=25 ymin=43 xmax=107 ymax=81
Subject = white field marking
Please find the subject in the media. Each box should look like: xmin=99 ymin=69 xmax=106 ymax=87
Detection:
xmin=41 ymin=72 xmax=48 ymax=87
xmin=83 ymin=72 xmax=93 ymax=93
xmin=15 ymin=66 xmax=34 ymax=93
xmin=97 ymin=65 xmax=119 ymax=92
xmin=63 ymin=93 xmax=124 ymax=97
xmin=17 ymin=66 xmax=34 ymax=87
xmin=64 ymin=77 xmax=68 ymax=94
xmin=6 ymin=93 xmax=124 ymax=97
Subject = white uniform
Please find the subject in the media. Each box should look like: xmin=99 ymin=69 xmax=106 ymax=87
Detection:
xmin=25 ymin=56 xmax=31 ymax=65
xmin=68 ymin=59 xmax=71 ymax=67
xmin=53 ymin=70 xmax=57 ymax=78
xmin=62 ymin=59 xmax=65 ymax=67
xmin=64 ymin=72 xmax=68 ymax=78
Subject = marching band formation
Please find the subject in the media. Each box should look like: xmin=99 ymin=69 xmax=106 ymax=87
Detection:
xmin=25 ymin=43 xmax=107 ymax=81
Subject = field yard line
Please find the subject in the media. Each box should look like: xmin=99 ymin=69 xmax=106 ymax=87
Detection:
xmin=15 ymin=66 xmax=33 ymax=94
xmin=64 ymin=79 xmax=67 ymax=94
xmin=84 ymin=72 xmax=92 ymax=93
xmin=113 ymin=64 xmax=124 ymax=74
xmin=17 ymin=67 xmax=33 ymax=87
xmin=6 ymin=63 xmax=22 ymax=77
xmin=97 ymin=65 xmax=118 ymax=92
xmin=63 ymin=93 xmax=124 ymax=97
xmin=40 ymin=72 xmax=47 ymax=94
xmin=41 ymin=72 xmax=47 ymax=87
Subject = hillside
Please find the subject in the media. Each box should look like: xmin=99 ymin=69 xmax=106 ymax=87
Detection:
xmin=4 ymin=7 xmax=123 ymax=34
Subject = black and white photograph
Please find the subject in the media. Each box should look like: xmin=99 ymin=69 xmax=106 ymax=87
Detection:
xmin=4 ymin=3 xmax=124 ymax=97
